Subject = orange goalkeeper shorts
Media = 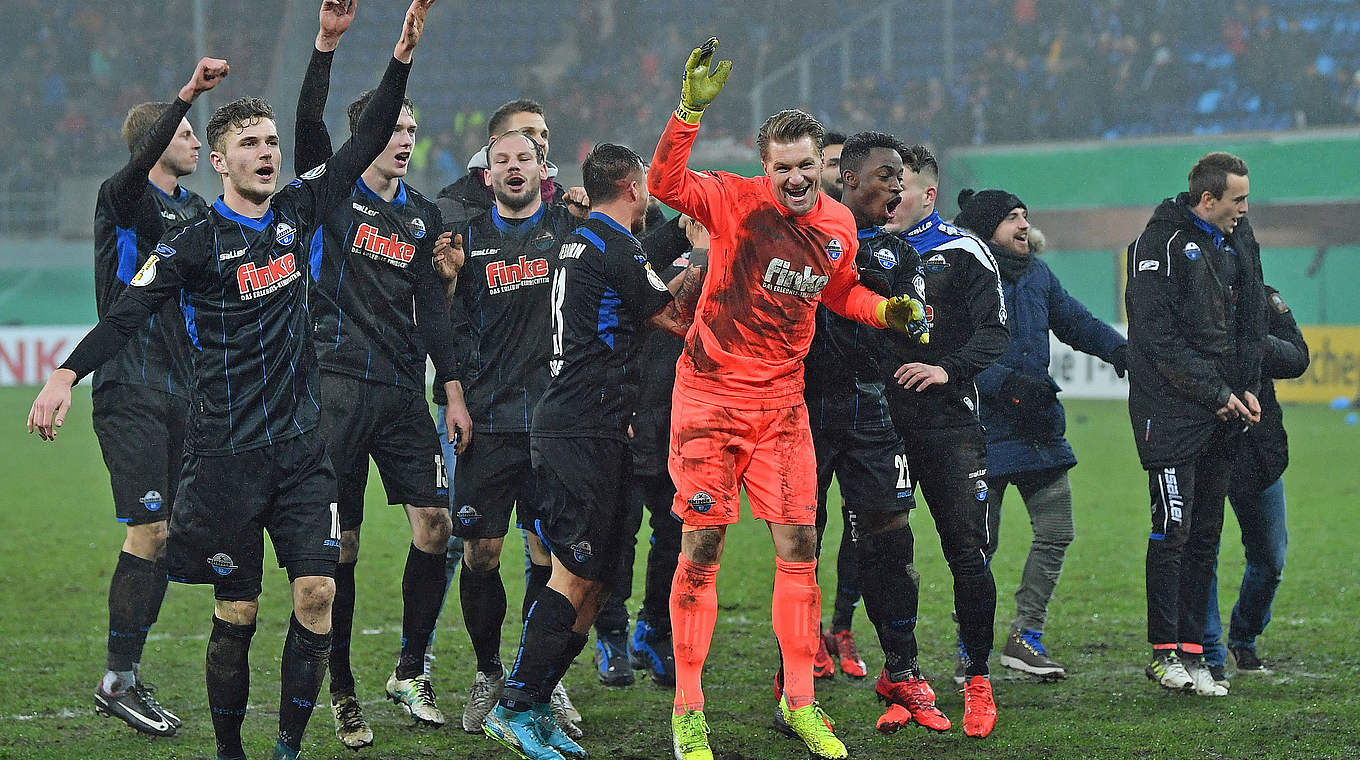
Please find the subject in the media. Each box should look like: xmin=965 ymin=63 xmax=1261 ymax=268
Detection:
xmin=667 ymin=388 xmax=817 ymax=527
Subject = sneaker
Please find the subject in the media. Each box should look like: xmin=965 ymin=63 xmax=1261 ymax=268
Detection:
xmin=999 ymin=628 xmax=1066 ymax=679
xmin=386 ymin=671 xmax=445 ymax=726
xmin=778 ymin=696 xmax=847 ymax=759
xmin=1145 ymin=651 xmax=1193 ymax=691
xmin=875 ymin=702 xmax=912 ymax=734
xmin=961 ymin=675 xmax=997 ymax=738
xmin=134 ymin=681 xmax=181 ymax=729
xmin=550 ymin=682 xmax=583 ymax=740
xmin=463 ymin=670 xmax=506 ymax=733
xmin=269 ymin=742 xmax=301 ymax=760
xmin=1208 ymin=663 xmax=1231 ymax=689
xmin=875 ymin=670 xmax=951 ymax=732
xmin=825 ymin=629 xmax=868 ymax=678
xmin=94 ymin=680 xmax=175 ymax=736
xmin=484 ymin=704 xmax=567 ymax=760
xmin=631 ymin=620 xmax=676 ymax=686
xmin=813 ymin=628 xmax=835 ymax=679
xmin=594 ymin=629 xmax=634 ymax=686
xmin=672 ymin=709 xmax=714 ymax=760
xmin=1230 ymin=645 xmax=1272 ymax=674
xmin=332 ymin=694 xmax=374 ymax=749
xmin=1187 ymin=659 xmax=1229 ymax=697
xmin=532 ymin=702 xmax=587 ymax=758
xmin=953 ymin=639 xmax=968 ymax=685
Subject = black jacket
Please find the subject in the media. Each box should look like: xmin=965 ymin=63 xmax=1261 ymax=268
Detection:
xmin=1125 ymin=193 xmax=1268 ymax=467
xmin=1230 ymin=286 xmax=1309 ymax=495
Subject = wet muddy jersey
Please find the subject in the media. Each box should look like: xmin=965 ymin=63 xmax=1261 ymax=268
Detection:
xmin=648 ymin=116 xmax=886 ymax=411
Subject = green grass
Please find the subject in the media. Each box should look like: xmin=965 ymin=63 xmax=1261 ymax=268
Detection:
xmin=1 ymin=390 xmax=1357 ymax=759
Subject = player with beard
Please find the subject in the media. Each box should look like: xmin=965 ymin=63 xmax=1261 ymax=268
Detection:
xmin=445 ymin=129 xmax=582 ymax=738
xmin=871 ymin=143 xmax=1007 ymax=738
xmin=292 ymin=0 xmax=467 ymax=746
xmin=29 ymin=4 xmax=433 ymax=758
xmin=798 ymin=131 xmax=950 ymax=736
xmin=483 ymin=143 xmax=700 ymax=760
xmin=649 ymin=39 xmax=929 ymax=760
xmin=819 ymin=131 xmax=846 ymax=201
xmin=88 ymin=55 xmax=226 ymax=738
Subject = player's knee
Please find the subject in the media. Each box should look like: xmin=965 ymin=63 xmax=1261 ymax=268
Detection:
xmin=339 ymin=529 xmax=361 ymax=563
xmin=944 ymin=546 xmax=989 ymax=577
xmin=463 ymin=536 xmax=503 ymax=572
xmin=772 ymin=525 xmax=818 ymax=563
xmin=124 ymin=521 xmax=169 ymax=560
xmin=410 ymin=506 xmax=452 ymax=552
xmin=860 ymin=510 xmax=910 ymax=538
xmin=293 ymin=576 xmax=336 ymax=618
xmin=215 ymin=598 xmax=260 ymax=626
xmin=682 ymin=527 xmax=724 ymax=565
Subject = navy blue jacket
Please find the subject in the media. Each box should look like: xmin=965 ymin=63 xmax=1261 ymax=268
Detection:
xmin=977 ymin=255 xmax=1125 ymax=477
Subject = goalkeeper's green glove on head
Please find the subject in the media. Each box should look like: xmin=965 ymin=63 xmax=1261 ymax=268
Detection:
xmin=676 ymin=36 xmax=732 ymax=125
xmin=877 ymin=295 xmax=931 ymax=344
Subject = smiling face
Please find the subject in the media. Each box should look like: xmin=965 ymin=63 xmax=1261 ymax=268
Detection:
xmin=1201 ymin=173 xmax=1250 ymax=233
xmin=762 ymin=136 xmax=822 ymax=216
xmin=371 ymin=106 xmax=417 ymax=181
xmin=843 ymin=146 xmax=904 ymax=228
xmin=989 ymin=207 xmax=1031 ymax=255
xmin=485 ymin=132 xmax=546 ymax=214
xmin=211 ymin=117 xmax=280 ymax=205
xmin=160 ymin=117 xmax=201 ymax=178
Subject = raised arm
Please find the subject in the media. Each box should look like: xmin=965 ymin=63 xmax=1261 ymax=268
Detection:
xmin=647 ymin=38 xmax=732 ymax=227
xmin=295 ymin=0 xmax=356 ymax=173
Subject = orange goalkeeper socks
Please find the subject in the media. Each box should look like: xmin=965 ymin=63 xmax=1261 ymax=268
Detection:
xmin=773 ymin=557 xmax=820 ymax=710
xmin=671 ymin=554 xmax=719 ymax=715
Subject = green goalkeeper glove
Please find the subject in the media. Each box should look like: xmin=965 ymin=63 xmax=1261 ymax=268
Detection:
xmin=676 ymin=37 xmax=732 ymax=124
xmin=878 ymin=295 xmax=931 ymax=344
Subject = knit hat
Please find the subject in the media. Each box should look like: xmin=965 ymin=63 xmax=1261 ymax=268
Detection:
xmin=953 ymin=188 xmax=1026 ymax=242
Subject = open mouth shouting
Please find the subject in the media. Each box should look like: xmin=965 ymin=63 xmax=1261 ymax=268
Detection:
xmin=255 ymin=164 xmax=276 ymax=184
xmin=885 ymin=193 xmax=902 ymax=224
xmin=393 ymin=150 xmax=411 ymax=169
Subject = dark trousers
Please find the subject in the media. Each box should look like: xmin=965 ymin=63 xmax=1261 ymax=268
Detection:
xmin=596 ymin=471 xmax=681 ymax=635
xmin=1145 ymin=431 xmax=1237 ymax=647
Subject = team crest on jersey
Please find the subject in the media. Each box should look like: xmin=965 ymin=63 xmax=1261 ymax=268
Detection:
xmin=874 ymin=248 xmax=897 ymax=269
xmin=571 ymin=541 xmax=594 ymax=564
xmin=131 ymin=255 xmax=159 ymax=287
xmin=140 ymin=490 xmax=163 ymax=511
xmin=207 ymin=553 xmax=237 ymax=576
xmin=410 ymin=217 xmax=426 ymax=239
xmin=1184 ymin=242 xmax=1201 ymax=260
xmin=826 ymin=238 xmax=843 ymax=261
xmin=275 ymin=223 xmax=296 ymax=246
xmin=688 ymin=492 xmax=715 ymax=514
xmin=533 ymin=229 xmax=557 ymax=251
xmin=923 ymin=253 xmax=949 ymax=272
xmin=299 ymin=163 xmax=326 ymax=180
xmin=457 ymin=505 xmax=480 ymax=527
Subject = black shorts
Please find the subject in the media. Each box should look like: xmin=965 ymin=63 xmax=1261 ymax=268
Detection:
xmin=531 ymin=436 xmax=629 ymax=582
xmin=167 ymin=430 xmax=340 ymax=601
xmin=319 ymin=373 xmax=446 ymax=530
xmin=813 ymin=425 xmax=916 ymax=512
xmin=92 ymin=383 xmax=188 ymax=526
xmin=451 ymin=432 xmax=536 ymax=539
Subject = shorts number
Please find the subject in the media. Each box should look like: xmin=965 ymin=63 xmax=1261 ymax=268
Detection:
xmin=435 ymin=454 xmax=448 ymax=490
xmin=549 ymin=268 xmax=567 ymax=376
xmin=328 ymin=502 xmax=340 ymax=541
xmin=894 ymin=454 xmax=910 ymax=490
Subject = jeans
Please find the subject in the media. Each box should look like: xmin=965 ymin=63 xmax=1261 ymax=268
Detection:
xmin=1203 ymin=477 xmax=1288 ymax=667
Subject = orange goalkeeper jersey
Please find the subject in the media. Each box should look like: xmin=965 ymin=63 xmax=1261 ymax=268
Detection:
xmin=649 ymin=116 xmax=886 ymax=411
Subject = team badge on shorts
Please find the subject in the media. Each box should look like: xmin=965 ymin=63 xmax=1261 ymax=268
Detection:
xmin=140 ymin=490 xmax=163 ymax=512
xmin=457 ymin=505 xmax=481 ymax=527
xmin=688 ymin=491 xmax=715 ymax=514
xmin=207 ymin=553 xmax=238 ymax=576
xmin=571 ymin=541 xmax=594 ymax=564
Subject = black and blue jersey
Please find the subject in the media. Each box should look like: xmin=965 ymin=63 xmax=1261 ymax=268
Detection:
xmin=92 ymin=97 xmax=208 ymax=397
xmin=438 ymin=202 xmax=577 ymax=430
xmin=532 ymin=213 xmax=674 ymax=441
xmin=61 ymin=56 xmax=413 ymax=455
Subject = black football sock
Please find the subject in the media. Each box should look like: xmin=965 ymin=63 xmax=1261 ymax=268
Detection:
xmin=206 ymin=616 xmax=255 ymax=760
xmin=500 ymin=587 xmax=577 ymax=711
xmin=278 ymin=614 xmax=331 ymax=754
xmin=107 ymin=551 xmax=159 ymax=684
xmin=830 ymin=527 xmax=861 ymax=632
xmin=328 ymin=561 xmax=357 ymax=697
xmin=523 ymin=562 xmax=552 ymax=621
xmin=954 ymin=567 xmax=996 ymax=677
xmin=543 ymin=631 xmax=590 ymax=697
xmin=396 ymin=544 xmax=446 ymax=679
xmin=461 ymin=563 xmax=507 ymax=675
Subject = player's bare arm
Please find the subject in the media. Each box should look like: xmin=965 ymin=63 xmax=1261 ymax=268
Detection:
xmin=442 ymin=380 xmax=473 ymax=454
xmin=315 ymin=0 xmax=357 ymax=52
xmin=179 ymin=57 xmax=229 ymax=103
xmin=648 ymin=261 xmax=704 ymax=337
xmin=394 ymin=0 xmax=435 ymax=64
xmin=26 ymin=369 xmax=78 ymax=441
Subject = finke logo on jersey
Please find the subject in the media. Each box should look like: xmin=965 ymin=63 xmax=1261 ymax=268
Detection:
xmin=237 ymin=252 xmax=300 ymax=300
xmin=140 ymin=490 xmax=163 ymax=511
xmin=874 ymin=247 xmax=898 ymax=269
xmin=688 ymin=491 xmax=715 ymax=513
xmin=353 ymin=223 xmax=415 ymax=265
xmin=1184 ymin=241 xmax=1202 ymax=260
xmin=826 ymin=238 xmax=844 ymax=261
xmin=923 ymin=253 xmax=949 ymax=272
xmin=559 ymin=242 xmax=586 ymax=260
xmin=571 ymin=541 xmax=594 ymax=564
xmin=207 ymin=552 xmax=238 ymax=576
xmin=1139 ymin=259 xmax=1160 ymax=271
xmin=410 ymin=217 xmax=426 ymax=239
xmin=762 ymin=258 xmax=829 ymax=298
xmin=351 ymin=202 xmax=378 ymax=217
xmin=486 ymin=255 xmax=549 ymax=293
xmin=275 ymin=223 xmax=296 ymax=246
xmin=131 ymin=255 xmax=159 ymax=286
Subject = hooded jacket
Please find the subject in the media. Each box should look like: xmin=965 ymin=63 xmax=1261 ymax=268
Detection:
xmin=1125 ymin=193 xmax=1267 ymax=467
xmin=1230 ymin=285 xmax=1309 ymax=495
